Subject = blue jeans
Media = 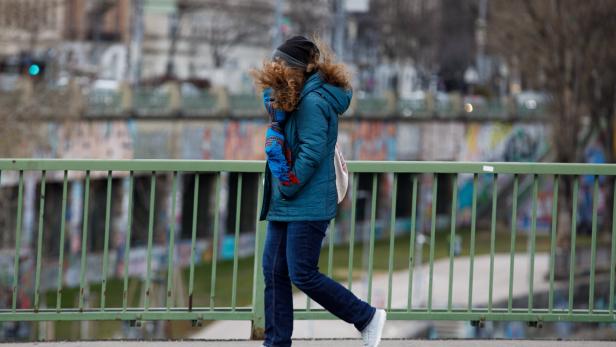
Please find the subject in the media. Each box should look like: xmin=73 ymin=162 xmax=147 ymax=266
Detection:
xmin=262 ymin=220 xmax=376 ymax=347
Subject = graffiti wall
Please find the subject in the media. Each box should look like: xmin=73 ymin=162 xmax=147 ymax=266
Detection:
xmin=420 ymin=123 xmax=467 ymax=160
xmin=456 ymin=123 xmax=550 ymax=226
xmin=224 ymin=120 xmax=267 ymax=160
xmin=31 ymin=118 xmax=554 ymax=236
xmin=459 ymin=123 xmax=548 ymax=162
xmin=32 ymin=118 xmax=550 ymax=164
xmin=49 ymin=121 xmax=134 ymax=159
xmin=350 ymin=121 xmax=397 ymax=160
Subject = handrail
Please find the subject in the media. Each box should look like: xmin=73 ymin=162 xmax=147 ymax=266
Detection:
xmin=0 ymin=159 xmax=614 ymax=340
xmin=1 ymin=159 xmax=616 ymax=175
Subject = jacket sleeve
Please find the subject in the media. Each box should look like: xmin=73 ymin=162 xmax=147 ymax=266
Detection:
xmin=278 ymin=96 xmax=329 ymax=198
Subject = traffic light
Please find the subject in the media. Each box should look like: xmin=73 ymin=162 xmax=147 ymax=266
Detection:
xmin=25 ymin=60 xmax=45 ymax=78
xmin=18 ymin=52 xmax=46 ymax=79
xmin=28 ymin=63 xmax=41 ymax=76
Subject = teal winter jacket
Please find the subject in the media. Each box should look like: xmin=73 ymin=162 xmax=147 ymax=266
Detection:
xmin=259 ymin=72 xmax=352 ymax=221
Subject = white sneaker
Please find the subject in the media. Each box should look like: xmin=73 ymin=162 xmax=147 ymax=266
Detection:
xmin=361 ymin=309 xmax=386 ymax=347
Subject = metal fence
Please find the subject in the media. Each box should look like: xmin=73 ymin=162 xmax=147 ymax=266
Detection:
xmin=0 ymin=159 xmax=615 ymax=338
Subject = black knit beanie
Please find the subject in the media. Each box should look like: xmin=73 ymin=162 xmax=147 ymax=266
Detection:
xmin=273 ymin=36 xmax=319 ymax=69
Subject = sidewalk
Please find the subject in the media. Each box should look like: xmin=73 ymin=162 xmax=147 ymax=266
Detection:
xmin=1 ymin=340 xmax=611 ymax=347
xmin=192 ymin=253 xmax=552 ymax=339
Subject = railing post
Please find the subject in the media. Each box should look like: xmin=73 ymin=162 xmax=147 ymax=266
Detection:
xmin=251 ymin=173 xmax=266 ymax=340
xmin=251 ymin=221 xmax=267 ymax=339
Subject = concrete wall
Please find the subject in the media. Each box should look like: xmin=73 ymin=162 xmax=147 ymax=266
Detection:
xmin=32 ymin=118 xmax=550 ymax=162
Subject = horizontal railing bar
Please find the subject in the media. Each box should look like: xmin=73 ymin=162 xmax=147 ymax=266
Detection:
xmin=294 ymin=311 xmax=616 ymax=323
xmin=0 ymin=311 xmax=254 ymax=322
xmin=1 ymin=309 xmax=615 ymax=323
xmin=0 ymin=159 xmax=266 ymax=172
xmin=3 ymin=159 xmax=616 ymax=175
xmin=348 ymin=161 xmax=616 ymax=175
xmin=0 ymin=307 xmax=610 ymax=315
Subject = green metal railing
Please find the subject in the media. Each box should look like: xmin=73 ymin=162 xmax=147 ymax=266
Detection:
xmin=1 ymin=159 xmax=616 ymax=338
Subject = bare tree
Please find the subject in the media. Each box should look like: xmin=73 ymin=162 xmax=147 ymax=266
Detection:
xmin=342 ymin=0 xmax=443 ymax=96
xmin=285 ymin=0 xmax=333 ymax=36
xmin=489 ymin=0 xmax=616 ymax=275
xmin=166 ymin=0 xmax=271 ymax=71
xmin=370 ymin=0 xmax=441 ymax=70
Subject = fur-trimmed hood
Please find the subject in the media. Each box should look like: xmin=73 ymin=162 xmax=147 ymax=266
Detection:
xmin=300 ymin=72 xmax=352 ymax=115
xmin=251 ymin=42 xmax=352 ymax=112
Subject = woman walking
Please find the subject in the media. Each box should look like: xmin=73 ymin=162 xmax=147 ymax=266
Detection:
xmin=251 ymin=36 xmax=386 ymax=347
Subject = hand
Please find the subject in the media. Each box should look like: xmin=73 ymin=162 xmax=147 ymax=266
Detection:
xmin=263 ymin=88 xmax=286 ymax=123
xmin=265 ymin=127 xmax=291 ymax=183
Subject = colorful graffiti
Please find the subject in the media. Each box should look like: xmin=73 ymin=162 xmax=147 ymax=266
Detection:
xmin=459 ymin=123 xmax=548 ymax=162
xmin=351 ymin=121 xmax=397 ymax=160
xmin=33 ymin=119 xmax=551 ymax=164
xmin=457 ymin=123 xmax=550 ymax=225
xmin=49 ymin=121 xmax=133 ymax=159
xmin=224 ymin=120 xmax=267 ymax=160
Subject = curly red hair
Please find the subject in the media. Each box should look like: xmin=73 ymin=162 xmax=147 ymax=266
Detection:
xmin=250 ymin=37 xmax=351 ymax=112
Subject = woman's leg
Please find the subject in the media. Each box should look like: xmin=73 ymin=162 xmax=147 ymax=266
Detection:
xmin=286 ymin=220 xmax=376 ymax=331
xmin=262 ymin=221 xmax=293 ymax=347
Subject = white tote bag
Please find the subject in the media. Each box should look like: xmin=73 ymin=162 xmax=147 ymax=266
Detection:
xmin=334 ymin=143 xmax=349 ymax=203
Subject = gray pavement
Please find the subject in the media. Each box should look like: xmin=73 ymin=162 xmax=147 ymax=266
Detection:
xmin=1 ymin=340 xmax=615 ymax=347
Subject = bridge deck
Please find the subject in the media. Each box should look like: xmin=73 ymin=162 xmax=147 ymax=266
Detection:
xmin=3 ymin=340 xmax=612 ymax=347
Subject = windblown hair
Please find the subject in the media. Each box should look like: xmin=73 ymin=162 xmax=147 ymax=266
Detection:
xmin=250 ymin=37 xmax=352 ymax=112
